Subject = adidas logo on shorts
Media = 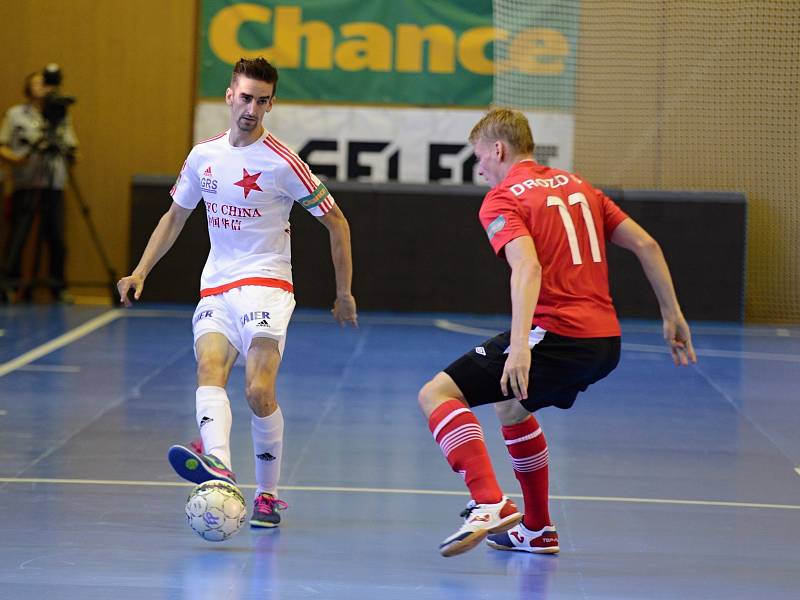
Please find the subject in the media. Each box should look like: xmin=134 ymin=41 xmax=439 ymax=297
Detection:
xmin=256 ymin=319 xmax=270 ymax=328
xmin=199 ymin=416 xmax=214 ymax=428
xmin=257 ymin=452 xmax=276 ymax=462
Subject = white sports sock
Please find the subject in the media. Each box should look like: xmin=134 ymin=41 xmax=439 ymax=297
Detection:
xmin=195 ymin=386 xmax=232 ymax=469
xmin=251 ymin=408 xmax=284 ymax=496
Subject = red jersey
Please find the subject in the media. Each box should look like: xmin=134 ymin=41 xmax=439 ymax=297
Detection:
xmin=479 ymin=160 xmax=629 ymax=338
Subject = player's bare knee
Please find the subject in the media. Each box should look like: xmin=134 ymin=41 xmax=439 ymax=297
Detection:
xmin=245 ymin=381 xmax=277 ymax=417
xmin=418 ymin=375 xmax=465 ymax=418
xmin=494 ymin=399 xmax=530 ymax=426
xmin=417 ymin=380 xmax=438 ymax=415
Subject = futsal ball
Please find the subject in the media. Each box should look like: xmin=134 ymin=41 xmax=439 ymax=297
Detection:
xmin=185 ymin=480 xmax=247 ymax=542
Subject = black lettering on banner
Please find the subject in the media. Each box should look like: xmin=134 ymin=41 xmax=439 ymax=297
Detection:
xmin=299 ymin=139 xmax=338 ymax=179
xmin=461 ymin=153 xmax=477 ymax=183
xmin=428 ymin=144 xmax=478 ymax=183
xmin=347 ymin=141 xmax=398 ymax=181
xmin=428 ymin=143 xmax=461 ymax=182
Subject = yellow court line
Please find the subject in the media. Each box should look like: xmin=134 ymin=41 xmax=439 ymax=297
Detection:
xmin=1 ymin=477 xmax=798 ymax=511
xmin=17 ymin=364 xmax=82 ymax=373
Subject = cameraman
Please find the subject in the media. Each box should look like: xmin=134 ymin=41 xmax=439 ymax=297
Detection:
xmin=0 ymin=67 xmax=78 ymax=302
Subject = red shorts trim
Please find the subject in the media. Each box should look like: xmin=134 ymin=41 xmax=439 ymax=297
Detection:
xmin=200 ymin=277 xmax=294 ymax=298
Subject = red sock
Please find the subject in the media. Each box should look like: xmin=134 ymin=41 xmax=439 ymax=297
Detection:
xmin=502 ymin=415 xmax=551 ymax=531
xmin=428 ymin=399 xmax=503 ymax=504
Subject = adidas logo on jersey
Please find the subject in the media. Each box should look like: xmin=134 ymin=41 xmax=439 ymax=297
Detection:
xmin=199 ymin=416 xmax=214 ymax=428
xmin=201 ymin=165 xmax=218 ymax=194
xmin=257 ymin=452 xmax=276 ymax=462
xmin=256 ymin=319 xmax=270 ymax=328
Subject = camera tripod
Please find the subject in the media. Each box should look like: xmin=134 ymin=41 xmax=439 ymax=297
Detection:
xmin=1 ymin=139 xmax=117 ymax=304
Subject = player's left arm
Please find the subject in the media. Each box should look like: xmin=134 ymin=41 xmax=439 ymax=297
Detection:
xmin=318 ymin=204 xmax=358 ymax=327
xmin=502 ymin=235 xmax=542 ymax=401
xmin=611 ymin=217 xmax=696 ymax=366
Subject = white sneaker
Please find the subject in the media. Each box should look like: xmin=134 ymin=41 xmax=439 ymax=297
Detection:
xmin=486 ymin=522 xmax=560 ymax=554
xmin=439 ymin=496 xmax=522 ymax=557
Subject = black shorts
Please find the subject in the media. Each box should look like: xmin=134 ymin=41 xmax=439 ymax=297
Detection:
xmin=443 ymin=330 xmax=621 ymax=412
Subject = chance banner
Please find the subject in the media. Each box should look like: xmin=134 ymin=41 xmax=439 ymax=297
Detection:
xmin=199 ymin=0 xmax=577 ymax=108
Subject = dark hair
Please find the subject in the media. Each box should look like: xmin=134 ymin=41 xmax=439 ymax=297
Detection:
xmin=23 ymin=72 xmax=38 ymax=99
xmin=231 ymin=57 xmax=278 ymax=96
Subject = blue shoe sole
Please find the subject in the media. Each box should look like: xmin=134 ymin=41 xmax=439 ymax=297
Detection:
xmin=167 ymin=445 xmax=235 ymax=485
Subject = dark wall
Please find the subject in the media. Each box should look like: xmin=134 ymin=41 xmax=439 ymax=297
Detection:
xmin=130 ymin=177 xmax=746 ymax=321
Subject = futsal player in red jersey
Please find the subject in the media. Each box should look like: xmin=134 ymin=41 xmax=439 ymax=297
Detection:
xmin=419 ymin=108 xmax=696 ymax=557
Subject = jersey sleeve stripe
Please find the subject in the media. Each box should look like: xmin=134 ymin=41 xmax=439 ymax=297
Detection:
xmin=264 ymin=134 xmax=315 ymax=192
xmin=197 ymin=130 xmax=228 ymax=145
xmin=264 ymin=135 xmax=315 ymax=191
xmin=266 ymin=134 xmax=315 ymax=182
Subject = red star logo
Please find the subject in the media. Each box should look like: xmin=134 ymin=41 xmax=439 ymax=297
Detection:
xmin=233 ymin=168 xmax=262 ymax=199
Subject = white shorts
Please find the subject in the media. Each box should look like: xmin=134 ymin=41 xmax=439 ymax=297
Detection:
xmin=192 ymin=285 xmax=296 ymax=360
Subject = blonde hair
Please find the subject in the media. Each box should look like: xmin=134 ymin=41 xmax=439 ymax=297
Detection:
xmin=468 ymin=108 xmax=534 ymax=155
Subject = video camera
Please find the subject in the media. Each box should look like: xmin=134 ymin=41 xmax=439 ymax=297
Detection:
xmin=41 ymin=63 xmax=76 ymax=128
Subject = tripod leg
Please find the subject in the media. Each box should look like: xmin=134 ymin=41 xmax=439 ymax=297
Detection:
xmin=65 ymin=167 xmax=117 ymax=303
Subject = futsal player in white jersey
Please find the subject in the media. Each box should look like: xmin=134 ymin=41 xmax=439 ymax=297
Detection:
xmin=117 ymin=57 xmax=358 ymax=528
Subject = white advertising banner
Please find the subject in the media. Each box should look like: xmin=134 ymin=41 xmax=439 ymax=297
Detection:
xmin=194 ymin=102 xmax=573 ymax=184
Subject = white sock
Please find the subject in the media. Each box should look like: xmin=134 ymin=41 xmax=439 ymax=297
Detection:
xmin=251 ymin=408 xmax=284 ymax=496
xmin=196 ymin=386 xmax=232 ymax=469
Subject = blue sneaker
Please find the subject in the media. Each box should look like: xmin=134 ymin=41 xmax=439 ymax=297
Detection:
xmin=486 ymin=523 xmax=560 ymax=554
xmin=167 ymin=444 xmax=236 ymax=486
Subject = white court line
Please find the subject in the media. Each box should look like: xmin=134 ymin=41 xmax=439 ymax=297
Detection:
xmin=0 ymin=477 xmax=798 ymax=511
xmin=434 ymin=320 xmax=800 ymax=363
xmin=120 ymin=310 xmax=800 ymax=339
xmin=622 ymin=343 xmax=800 ymax=363
xmin=0 ymin=310 xmax=122 ymax=378
xmin=125 ymin=308 xmax=444 ymax=328
xmin=434 ymin=319 xmax=493 ymax=336
xmin=3 ymin=310 xmax=796 ymax=374
xmin=795 ymin=467 xmax=800 ymax=478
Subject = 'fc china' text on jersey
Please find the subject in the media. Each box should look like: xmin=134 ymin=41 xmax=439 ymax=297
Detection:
xmin=170 ymin=129 xmax=334 ymax=297
xmin=479 ymin=160 xmax=629 ymax=338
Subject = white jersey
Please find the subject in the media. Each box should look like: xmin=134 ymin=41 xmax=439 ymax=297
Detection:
xmin=170 ymin=129 xmax=334 ymax=297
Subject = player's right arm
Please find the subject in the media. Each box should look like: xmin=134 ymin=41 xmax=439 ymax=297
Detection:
xmin=117 ymin=201 xmax=193 ymax=306
xmin=610 ymin=217 xmax=697 ymax=366
xmin=502 ymin=235 xmax=542 ymax=400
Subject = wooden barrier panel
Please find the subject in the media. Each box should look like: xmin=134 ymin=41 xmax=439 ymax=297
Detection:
xmin=130 ymin=177 xmax=746 ymax=321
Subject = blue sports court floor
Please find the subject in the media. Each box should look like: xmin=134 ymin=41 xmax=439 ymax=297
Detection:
xmin=0 ymin=304 xmax=799 ymax=599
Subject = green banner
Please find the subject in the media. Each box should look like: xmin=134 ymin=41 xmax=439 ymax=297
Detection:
xmin=199 ymin=0 xmax=577 ymax=108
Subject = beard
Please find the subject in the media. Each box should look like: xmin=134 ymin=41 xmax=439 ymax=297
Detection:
xmin=237 ymin=115 xmax=259 ymax=131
